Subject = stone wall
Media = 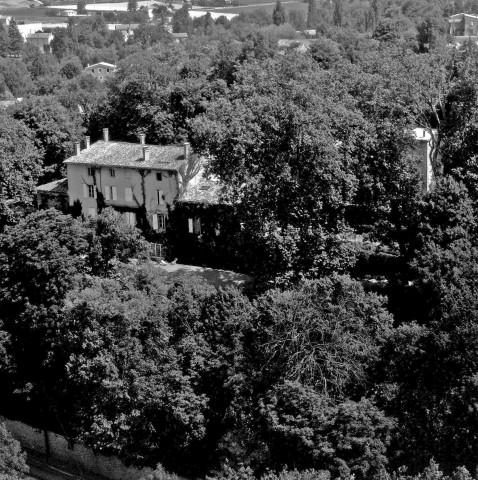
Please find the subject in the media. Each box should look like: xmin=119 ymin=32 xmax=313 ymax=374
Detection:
xmin=0 ymin=415 xmax=153 ymax=480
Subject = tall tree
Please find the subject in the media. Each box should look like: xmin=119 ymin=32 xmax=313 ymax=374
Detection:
xmin=191 ymin=55 xmax=367 ymax=285
xmin=172 ymin=5 xmax=192 ymax=34
xmin=307 ymin=0 xmax=318 ymax=29
xmin=7 ymin=19 xmax=23 ymax=58
xmin=272 ymin=0 xmax=286 ymax=26
xmin=0 ymin=27 xmax=9 ymax=58
xmin=11 ymin=95 xmax=84 ymax=181
xmin=77 ymin=0 xmax=87 ymax=14
xmin=333 ymin=0 xmax=344 ymax=27
xmin=0 ymin=115 xmax=42 ymax=228
xmin=127 ymin=0 xmax=138 ymax=12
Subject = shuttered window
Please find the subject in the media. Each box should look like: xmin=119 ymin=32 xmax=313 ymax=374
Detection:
xmin=125 ymin=187 xmax=133 ymax=202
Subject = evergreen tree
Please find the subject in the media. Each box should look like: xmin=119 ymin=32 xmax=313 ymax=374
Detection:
xmin=307 ymin=0 xmax=318 ymax=29
xmin=204 ymin=12 xmax=215 ymax=35
xmin=333 ymin=0 xmax=344 ymax=27
xmin=8 ymin=19 xmax=23 ymax=58
xmin=371 ymin=0 xmax=381 ymax=25
xmin=77 ymin=0 xmax=87 ymax=14
xmin=0 ymin=27 xmax=9 ymax=58
xmin=127 ymin=0 xmax=138 ymax=12
xmin=273 ymin=0 xmax=286 ymax=26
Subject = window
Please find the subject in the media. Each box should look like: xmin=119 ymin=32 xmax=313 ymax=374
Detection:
xmin=109 ymin=168 xmax=115 ymax=177
xmin=87 ymin=167 xmax=94 ymax=176
xmin=157 ymin=190 xmax=164 ymax=205
xmin=124 ymin=211 xmax=136 ymax=227
xmin=188 ymin=218 xmax=201 ymax=234
xmin=156 ymin=172 xmax=162 ymax=181
xmin=125 ymin=187 xmax=133 ymax=202
xmin=99 ymin=68 xmax=102 ymax=72
xmin=83 ymin=184 xmax=96 ymax=198
xmin=153 ymin=213 xmax=166 ymax=231
xmin=104 ymin=185 xmax=117 ymax=201
xmin=107 ymin=68 xmax=110 ymax=73
xmin=91 ymin=69 xmax=94 ymax=73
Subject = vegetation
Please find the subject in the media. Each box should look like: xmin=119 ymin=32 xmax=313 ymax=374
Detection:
xmin=3 ymin=5 xmax=478 ymax=480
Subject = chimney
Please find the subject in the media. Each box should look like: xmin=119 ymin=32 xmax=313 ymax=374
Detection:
xmin=75 ymin=141 xmax=81 ymax=156
xmin=184 ymin=141 xmax=190 ymax=159
xmin=142 ymin=146 xmax=150 ymax=162
xmin=103 ymin=128 xmax=109 ymax=142
xmin=139 ymin=133 xmax=146 ymax=145
xmin=85 ymin=136 xmax=90 ymax=149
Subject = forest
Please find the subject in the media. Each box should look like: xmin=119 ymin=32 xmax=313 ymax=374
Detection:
xmin=2 ymin=1 xmax=478 ymax=479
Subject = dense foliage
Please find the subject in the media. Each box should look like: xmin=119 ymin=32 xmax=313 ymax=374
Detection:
xmin=4 ymin=4 xmax=478 ymax=480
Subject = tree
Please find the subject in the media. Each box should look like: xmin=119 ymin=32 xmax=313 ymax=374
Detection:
xmin=254 ymin=275 xmax=393 ymax=392
xmin=172 ymin=5 xmax=192 ymax=34
xmin=77 ymin=0 xmax=87 ymax=14
xmin=307 ymin=0 xmax=318 ymax=29
xmin=333 ymin=0 xmax=344 ymax=27
xmin=59 ymin=55 xmax=83 ymax=79
xmin=288 ymin=10 xmax=306 ymax=30
xmin=0 ymin=59 xmax=34 ymax=98
xmin=272 ymin=0 xmax=286 ymax=26
xmin=0 ymin=27 xmax=9 ymax=58
xmin=0 ymin=114 xmax=42 ymax=228
xmin=7 ymin=19 xmax=23 ymax=58
xmin=55 ymin=276 xmax=207 ymax=474
xmin=128 ymin=0 xmax=138 ymax=12
xmin=84 ymin=208 xmax=146 ymax=276
xmin=261 ymin=383 xmax=394 ymax=479
xmin=11 ymin=95 xmax=84 ymax=181
xmin=0 ymin=423 xmax=29 ymax=480
xmin=191 ymin=55 xmax=367 ymax=284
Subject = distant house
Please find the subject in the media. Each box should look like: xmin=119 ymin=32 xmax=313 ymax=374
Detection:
xmin=171 ymin=32 xmax=188 ymax=42
xmin=85 ymin=62 xmax=116 ymax=82
xmin=62 ymin=10 xmax=77 ymax=16
xmin=277 ymin=39 xmax=313 ymax=54
xmin=26 ymin=32 xmax=53 ymax=53
xmin=447 ymin=13 xmax=478 ymax=36
xmin=107 ymin=23 xmax=141 ymax=41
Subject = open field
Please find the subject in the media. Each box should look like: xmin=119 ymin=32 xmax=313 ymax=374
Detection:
xmin=0 ymin=0 xmax=35 ymax=8
xmin=212 ymin=0 xmax=307 ymax=15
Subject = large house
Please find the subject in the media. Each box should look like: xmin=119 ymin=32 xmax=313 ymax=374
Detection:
xmin=60 ymin=129 xmax=204 ymax=232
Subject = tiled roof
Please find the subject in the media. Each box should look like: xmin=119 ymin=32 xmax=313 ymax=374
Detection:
xmin=27 ymin=33 xmax=52 ymax=38
xmin=179 ymin=178 xmax=222 ymax=205
xmin=36 ymin=178 xmax=68 ymax=195
xmin=63 ymin=140 xmax=187 ymax=171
